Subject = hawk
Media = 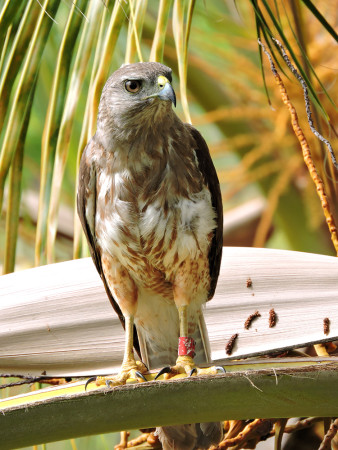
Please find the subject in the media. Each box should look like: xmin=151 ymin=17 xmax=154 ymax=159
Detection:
xmin=77 ymin=62 xmax=223 ymax=449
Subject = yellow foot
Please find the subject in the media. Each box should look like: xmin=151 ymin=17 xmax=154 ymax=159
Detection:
xmin=169 ymin=355 xmax=197 ymax=377
xmin=155 ymin=356 xmax=225 ymax=380
xmin=86 ymin=360 xmax=148 ymax=389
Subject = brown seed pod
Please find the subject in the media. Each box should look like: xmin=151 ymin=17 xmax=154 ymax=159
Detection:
xmin=244 ymin=310 xmax=261 ymax=329
xmin=323 ymin=317 xmax=330 ymax=335
xmin=269 ymin=308 xmax=277 ymax=328
xmin=226 ymin=333 xmax=238 ymax=355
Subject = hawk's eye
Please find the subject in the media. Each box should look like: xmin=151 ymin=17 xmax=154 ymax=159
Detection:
xmin=125 ymin=80 xmax=142 ymax=93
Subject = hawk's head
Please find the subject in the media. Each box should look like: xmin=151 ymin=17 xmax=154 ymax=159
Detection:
xmin=97 ymin=62 xmax=176 ymax=145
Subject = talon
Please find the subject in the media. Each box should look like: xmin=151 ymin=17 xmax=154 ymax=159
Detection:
xmin=85 ymin=376 xmax=97 ymax=391
xmin=135 ymin=371 xmax=147 ymax=382
xmin=189 ymin=368 xmax=197 ymax=377
xmin=155 ymin=366 xmax=172 ymax=380
xmin=215 ymin=366 xmax=226 ymax=374
xmin=106 ymin=379 xmax=115 ymax=388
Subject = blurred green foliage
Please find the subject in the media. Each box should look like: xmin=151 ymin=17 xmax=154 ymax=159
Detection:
xmin=1 ymin=0 xmax=337 ymax=274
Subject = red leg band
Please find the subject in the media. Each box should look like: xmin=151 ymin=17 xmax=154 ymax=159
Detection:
xmin=178 ymin=337 xmax=196 ymax=358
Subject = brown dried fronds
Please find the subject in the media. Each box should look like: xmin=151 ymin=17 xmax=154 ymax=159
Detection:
xmin=268 ymin=417 xmax=323 ymax=437
xmin=253 ymin=155 xmax=301 ymax=247
xmin=238 ymin=133 xmax=292 ymax=171
xmin=225 ymin=333 xmax=238 ymax=355
xmin=221 ymin=159 xmax=282 ymax=201
xmin=213 ymin=418 xmax=275 ymax=449
xmin=319 ymin=418 xmax=338 ymax=450
xmin=193 ymin=106 xmax=273 ymax=126
xmin=222 ymin=420 xmax=246 ymax=439
xmin=115 ymin=430 xmax=160 ymax=449
xmin=325 ymin=342 xmax=337 ymax=353
xmin=132 ymin=429 xmax=160 ymax=447
xmin=0 ymin=374 xmax=72 ymax=389
xmin=146 ymin=431 xmax=160 ymax=447
xmin=258 ymin=39 xmax=338 ymax=255
xmin=244 ymin=310 xmax=261 ymax=329
xmin=115 ymin=431 xmax=130 ymax=450
xmin=315 ymin=342 xmax=337 ymax=356
xmin=272 ymin=38 xmax=338 ymax=172
xmin=127 ymin=433 xmax=154 ymax=448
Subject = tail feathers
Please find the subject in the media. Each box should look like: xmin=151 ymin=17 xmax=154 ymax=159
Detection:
xmin=156 ymin=422 xmax=223 ymax=450
xmin=138 ymin=313 xmax=210 ymax=369
xmin=198 ymin=422 xmax=223 ymax=448
xmin=135 ymin=293 xmax=221 ymax=449
xmin=135 ymin=291 xmax=211 ymax=370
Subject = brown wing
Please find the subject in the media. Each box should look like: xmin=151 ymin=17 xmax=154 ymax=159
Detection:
xmin=187 ymin=125 xmax=223 ymax=300
xmin=77 ymin=138 xmax=141 ymax=358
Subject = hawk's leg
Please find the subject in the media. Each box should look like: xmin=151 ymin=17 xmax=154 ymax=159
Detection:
xmin=157 ymin=301 xmax=223 ymax=379
xmin=158 ymin=258 xmax=220 ymax=379
xmin=174 ymin=304 xmax=197 ymax=374
xmin=95 ymin=314 xmax=147 ymax=386
xmin=94 ymin=256 xmax=147 ymax=387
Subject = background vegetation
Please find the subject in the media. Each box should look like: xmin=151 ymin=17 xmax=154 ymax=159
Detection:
xmin=0 ymin=0 xmax=337 ymax=274
xmin=0 ymin=0 xmax=337 ymax=448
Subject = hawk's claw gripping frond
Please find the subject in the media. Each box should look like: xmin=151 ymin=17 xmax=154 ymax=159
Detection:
xmin=106 ymin=379 xmax=114 ymax=388
xmin=189 ymin=368 xmax=197 ymax=377
xmin=85 ymin=376 xmax=97 ymax=391
xmin=154 ymin=359 xmax=226 ymax=381
xmin=154 ymin=356 xmax=197 ymax=379
xmin=95 ymin=359 xmax=148 ymax=387
xmin=154 ymin=366 xmax=172 ymax=380
xmin=135 ymin=371 xmax=147 ymax=382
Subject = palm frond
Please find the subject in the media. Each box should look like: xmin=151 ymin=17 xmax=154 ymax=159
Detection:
xmin=125 ymin=0 xmax=146 ymax=63
xmin=300 ymin=0 xmax=338 ymax=41
xmin=149 ymin=0 xmax=173 ymax=62
xmin=0 ymin=0 xmax=60 ymax=214
xmin=3 ymin=79 xmax=36 ymax=274
xmin=172 ymin=0 xmax=195 ymax=123
xmin=35 ymin=0 xmax=86 ymax=266
xmin=45 ymin=1 xmax=106 ymax=264
xmin=256 ymin=0 xmax=335 ymax=117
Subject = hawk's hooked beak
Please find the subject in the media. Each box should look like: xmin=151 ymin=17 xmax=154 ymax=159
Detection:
xmin=156 ymin=76 xmax=176 ymax=107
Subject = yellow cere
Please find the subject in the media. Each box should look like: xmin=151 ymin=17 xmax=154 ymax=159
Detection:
xmin=157 ymin=75 xmax=170 ymax=89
